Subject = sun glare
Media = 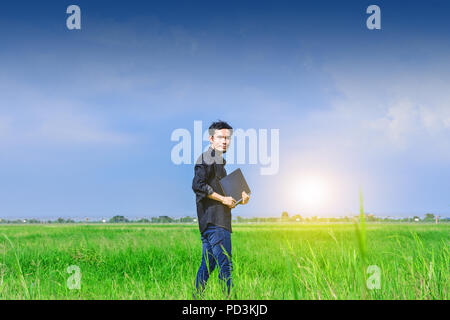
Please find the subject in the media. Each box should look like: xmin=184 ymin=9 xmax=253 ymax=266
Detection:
xmin=293 ymin=176 xmax=331 ymax=212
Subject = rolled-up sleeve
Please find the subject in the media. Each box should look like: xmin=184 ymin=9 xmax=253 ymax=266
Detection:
xmin=192 ymin=163 xmax=214 ymax=202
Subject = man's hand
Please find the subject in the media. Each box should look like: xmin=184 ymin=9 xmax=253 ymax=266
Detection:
xmin=222 ymin=196 xmax=236 ymax=209
xmin=241 ymin=191 xmax=250 ymax=205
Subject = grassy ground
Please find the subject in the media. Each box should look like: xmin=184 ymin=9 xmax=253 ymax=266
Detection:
xmin=0 ymin=223 xmax=448 ymax=299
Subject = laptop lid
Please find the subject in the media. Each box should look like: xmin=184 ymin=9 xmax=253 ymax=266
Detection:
xmin=219 ymin=168 xmax=251 ymax=204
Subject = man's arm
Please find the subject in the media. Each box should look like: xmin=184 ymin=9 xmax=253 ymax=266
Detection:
xmin=192 ymin=163 xmax=236 ymax=208
xmin=192 ymin=163 xmax=214 ymax=200
xmin=207 ymin=192 xmax=236 ymax=209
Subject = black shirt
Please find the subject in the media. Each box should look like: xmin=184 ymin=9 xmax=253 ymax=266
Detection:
xmin=192 ymin=146 xmax=232 ymax=234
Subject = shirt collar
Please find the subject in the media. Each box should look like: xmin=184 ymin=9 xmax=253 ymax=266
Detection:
xmin=205 ymin=146 xmax=226 ymax=165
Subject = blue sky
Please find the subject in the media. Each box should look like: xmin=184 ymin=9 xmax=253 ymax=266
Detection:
xmin=0 ymin=0 xmax=449 ymax=220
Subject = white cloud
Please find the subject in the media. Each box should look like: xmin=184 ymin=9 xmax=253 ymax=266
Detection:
xmin=298 ymin=64 xmax=450 ymax=163
xmin=0 ymin=80 xmax=133 ymax=146
xmin=34 ymin=107 xmax=131 ymax=145
xmin=368 ymin=99 xmax=450 ymax=149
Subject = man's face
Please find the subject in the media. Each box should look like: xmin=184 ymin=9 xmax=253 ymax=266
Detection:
xmin=209 ymin=129 xmax=232 ymax=153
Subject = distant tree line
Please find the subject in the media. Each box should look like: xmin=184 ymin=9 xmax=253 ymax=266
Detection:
xmin=0 ymin=212 xmax=447 ymax=224
xmin=0 ymin=215 xmax=197 ymax=224
xmin=276 ymin=211 xmax=447 ymax=223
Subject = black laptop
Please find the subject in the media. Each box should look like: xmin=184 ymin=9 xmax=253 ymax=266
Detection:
xmin=219 ymin=168 xmax=251 ymax=205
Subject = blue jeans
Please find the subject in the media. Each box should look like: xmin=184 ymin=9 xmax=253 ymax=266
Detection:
xmin=194 ymin=225 xmax=233 ymax=297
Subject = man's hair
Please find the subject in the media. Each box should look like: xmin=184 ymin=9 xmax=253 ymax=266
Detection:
xmin=208 ymin=120 xmax=233 ymax=137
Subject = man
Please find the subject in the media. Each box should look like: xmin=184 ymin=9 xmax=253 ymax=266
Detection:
xmin=192 ymin=120 xmax=250 ymax=299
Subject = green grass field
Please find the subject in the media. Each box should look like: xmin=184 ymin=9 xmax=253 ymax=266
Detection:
xmin=0 ymin=223 xmax=448 ymax=300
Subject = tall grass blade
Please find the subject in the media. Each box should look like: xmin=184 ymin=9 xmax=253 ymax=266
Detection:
xmin=3 ymin=234 xmax=31 ymax=299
